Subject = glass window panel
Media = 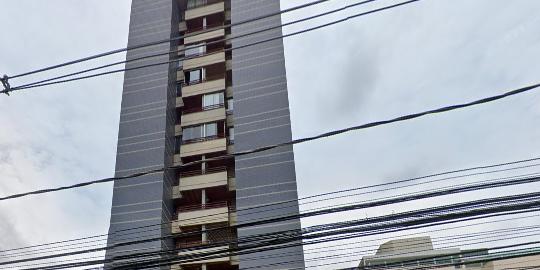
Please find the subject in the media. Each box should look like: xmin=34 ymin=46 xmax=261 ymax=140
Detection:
xmin=203 ymin=93 xmax=224 ymax=107
xmin=203 ymin=94 xmax=213 ymax=107
xmin=218 ymin=92 xmax=224 ymax=104
xmin=229 ymin=127 xmax=234 ymax=141
xmin=183 ymin=126 xmax=203 ymax=141
xmin=227 ymin=98 xmax=234 ymax=111
xmin=205 ymin=123 xmax=217 ymax=137
xmin=185 ymin=43 xmax=205 ymax=57
xmin=188 ymin=69 xmax=201 ymax=83
xmin=182 ymin=127 xmax=192 ymax=141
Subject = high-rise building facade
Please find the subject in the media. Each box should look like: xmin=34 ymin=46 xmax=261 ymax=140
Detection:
xmin=106 ymin=0 xmax=304 ymax=269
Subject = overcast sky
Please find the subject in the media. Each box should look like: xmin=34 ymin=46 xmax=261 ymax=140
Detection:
xmin=1 ymin=0 xmax=540 ymax=269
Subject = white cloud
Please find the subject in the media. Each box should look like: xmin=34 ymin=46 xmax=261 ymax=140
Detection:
xmin=1 ymin=0 xmax=540 ymax=269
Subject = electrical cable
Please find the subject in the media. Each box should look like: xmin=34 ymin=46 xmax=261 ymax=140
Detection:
xmin=101 ymin=201 xmax=540 ymax=270
xmin=12 ymin=190 xmax=540 ymax=269
xmin=14 ymin=174 xmax=540 ymax=265
xmin=3 ymin=168 xmax=539 ymax=264
xmin=1 ymin=79 xmax=539 ymax=202
xmin=2 ymin=166 xmax=540 ymax=266
xmin=3 ymin=168 xmax=539 ymax=266
xmin=3 ymin=157 xmax=538 ymax=263
xmin=4 ymin=0 xmax=333 ymax=81
xmin=3 ymin=0 xmax=422 ymax=93
xmin=12 ymin=0 xmax=380 ymax=90
xmin=6 ymin=223 xmax=540 ymax=270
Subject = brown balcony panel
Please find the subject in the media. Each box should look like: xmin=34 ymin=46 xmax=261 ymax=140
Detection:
xmin=180 ymin=137 xmax=227 ymax=157
xmin=184 ymin=51 xmax=225 ymax=70
xmin=172 ymin=186 xmax=181 ymax=199
xmin=176 ymin=245 xmax=231 ymax=265
xmin=175 ymin=125 xmax=183 ymax=136
xmin=181 ymin=107 xmax=226 ymax=127
xmin=176 ymin=97 xmax=184 ymax=108
xmin=185 ymin=28 xmax=225 ymax=45
xmin=176 ymin=69 xmax=185 ymax=80
xmin=179 ymin=21 xmax=187 ymax=32
xmin=179 ymin=170 xmax=228 ymax=191
xmin=182 ymin=78 xmax=226 ymax=98
xmin=185 ymin=2 xmax=225 ymax=21
xmin=173 ymin=154 xmax=183 ymax=166
xmin=176 ymin=205 xmax=229 ymax=227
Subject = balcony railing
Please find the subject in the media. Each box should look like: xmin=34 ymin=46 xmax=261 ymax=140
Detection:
xmin=186 ymin=22 xmax=224 ymax=34
xmin=184 ymin=47 xmax=224 ymax=60
xmin=181 ymin=134 xmax=225 ymax=145
xmin=176 ymin=239 xmax=237 ymax=250
xmin=177 ymin=201 xmax=228 ymax=213
xmin=186 ymin=0 xmax=221 ymax=10
xmin=180 ymin=166 xmax=228 ymax=177
xmin=182 ymin=74 xmax=224 ymax=87
xmin=182 ymin=103 xmax=225 ymax=114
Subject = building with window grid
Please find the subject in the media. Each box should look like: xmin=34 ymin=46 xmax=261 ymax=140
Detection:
xmin=105 ymin=0 xmax=305 ymax=269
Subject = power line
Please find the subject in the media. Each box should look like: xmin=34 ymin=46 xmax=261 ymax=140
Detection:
xmin=2 ymin=157 xmax=538 ymax=263
xmin=3 ymin=168 xmax=539 ymax=263
xmin=299 ymin=244 xmax=540 ymax=270
xmin=3 ymin=163 xmax=539 ymax=264
xmin=3 ymin=0 xmax=332 ymax=81
xmin=1 ymin=80 xmax=539 ymax=202
xmin=2 ymin=0 xmax=422 ymax=93
xmin=7 ymin=224 xmax=540 ymax=270
xmin=11 ymin=0 xmax=380 ymax=90
xmin=7 ymin=181 xmax=540 ymax=269
xmin=13 ymin=206 xmax=540 ymax=269
xmin=93 ymin=200 xmax=540 ymax=270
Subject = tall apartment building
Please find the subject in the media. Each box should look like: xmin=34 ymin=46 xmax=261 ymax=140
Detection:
xmin=106 ymin=0 xmax=305 ymax=269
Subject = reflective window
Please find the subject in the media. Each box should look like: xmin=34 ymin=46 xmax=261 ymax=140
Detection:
xmin=205 ymin=123 xmax=217 ymax=137
xmin=185 ymin=43 xmax=206 ymax=57
xmin=229 ymin=127 xmax=234 ymax=142
xmin=187 ymin=69 xmax=203 ymax=84
xmin=183 ymin=123 xmax=218 ymax=142
xmin=227 ymin=98 xmax=234 ymax=112
xmin=203 ymin=92 xmax=224 ymax=108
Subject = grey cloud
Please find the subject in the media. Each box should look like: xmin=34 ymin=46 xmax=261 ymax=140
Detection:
xmin=0 ymin=212 xmax=27 ymax=249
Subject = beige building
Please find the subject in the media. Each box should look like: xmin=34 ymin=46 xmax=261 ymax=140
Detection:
xmin=358 ymin=237 xmax=540 ymax=270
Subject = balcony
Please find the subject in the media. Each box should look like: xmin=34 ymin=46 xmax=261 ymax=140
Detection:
xmin=184 ymin=50 xmax=226 ymax=71
xmin=181 ymin=105 xmax=226 ymax=127
xmin=182 ymin=77 xmax=226 ymax=98
xmin=185 ymin=28 xmax=225 ymax=45
xmin=179 ymin=136 xmax=227 ymax=158
xmin=177 ymin=245 xmax=231 ymax=265
xmin=172 ymin=167 xmax=234 ymax=192
xmin=185 ymin=1 xmax=225 ymax=21
xmin=174 ymin=202 xmax=230 ymax=228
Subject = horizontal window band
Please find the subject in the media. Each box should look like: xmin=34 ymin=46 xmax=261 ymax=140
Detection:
xmin=112 ymin=200 xmax=162 ymax=208
xmin=236 ymin=160 xmax=294 ymax=171
xmin=118 ymin=131 xmax=165 ymax=141
xmin=236 ymin=179 xmax=297 ymax=192
xmin=237 ymin=189 xmax=298 ymax=200
xmin=111 ymin=208 xmax=163 ymax=216
xmin=235 ymin=123 xmax=291 ymax=136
